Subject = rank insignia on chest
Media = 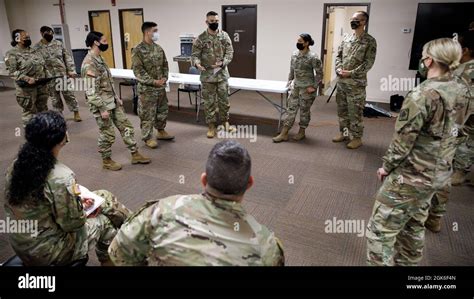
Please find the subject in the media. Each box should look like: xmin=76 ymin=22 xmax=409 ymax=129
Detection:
xmin=399 ymin=108 xmax=409 ymax=121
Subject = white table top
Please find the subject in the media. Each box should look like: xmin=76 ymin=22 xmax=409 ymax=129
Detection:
xmin=110 ymin=68 xmax=288 ymax=94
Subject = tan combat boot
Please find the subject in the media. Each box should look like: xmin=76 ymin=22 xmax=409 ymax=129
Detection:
xmin=157 ymin=129 xmax=175 ymax=140
xmin=103 ymin=157 xmax=122 ymax=171
xmin=451 ymin=170 xmax=466 ymax=186
xmin=332 ymin=133 xmax=349 ymax=143
xmin=425 ymin=215 xmax=441 ymax=233
xmin=131 ymin=151 xmax=151 ymax=164
xmin=224 ymin=122 xmax=237 ymax=133
xmin=207 ymin=123 xmax=216 ymax=138
xmin=292 ymin=127 xmax=306 ymax=141
xmin=145 ymin=139 xmax=158 ymax=149
xmin=73 ymin=111 xmax=82 ymax=122
xmin=272 ymin=126 xmax=290 ymax=143
xmin=347 ymin=138 xmax=362 ymax=149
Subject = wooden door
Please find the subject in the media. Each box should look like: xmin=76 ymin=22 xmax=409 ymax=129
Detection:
xmin=119 ymin=9 xmax=144 ymax=69
xmin=89 ymin=10 xmax=115 ymax=68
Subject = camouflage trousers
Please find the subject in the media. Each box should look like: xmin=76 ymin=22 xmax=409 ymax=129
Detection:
xmin=336 ymin=82 xmax=366 ymax=139
xmin=453 ymin=134 xmax=474 ymax=174
xmin=94 ymin=106 xmax=138 ymax=159
xmin=202 ymin=81 xmax=230 ymax=124
xmin=137 ymin=89 xmax=168 ymax=141
xmin=366 ymin=172 xmax=434 ymax=266
xmin=15 ymin=85 xmax=49 ymax=127
xmin=84 ymin=190 xmax=131 ymax=263
xmin=429 ymin=184 xmax=451 ymax=219
xmin=283 ymin=86 xmax=316 ymax=129
xmin=48 ymin=81 xmax=79 ymax=113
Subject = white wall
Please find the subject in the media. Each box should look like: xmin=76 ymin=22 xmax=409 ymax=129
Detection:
xmin=4 ymin=0 xmax=468 ymax=103
xmin=0 ymin=0 xmax=12 ymax=60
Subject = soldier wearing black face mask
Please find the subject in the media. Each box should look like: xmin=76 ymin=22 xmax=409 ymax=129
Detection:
xmin=192 ymin=11 xmax=235 ymax=138
xmin=4 ymin=29 xmax=50 ymax=126
xmin=34 ymin=26 xmax=82 ymax=122
xmin=333 ymin=11 xmax=377 ymax=150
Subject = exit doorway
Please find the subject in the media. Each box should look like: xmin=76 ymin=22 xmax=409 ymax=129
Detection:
xmin=320 ymin=3 xmax=370 ymax=93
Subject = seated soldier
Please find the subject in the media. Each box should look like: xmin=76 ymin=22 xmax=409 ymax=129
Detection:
xmin=109 ymin=140 xmax=285 ymax=266
xmin=4 ymin=111 xmax=131 ymax=266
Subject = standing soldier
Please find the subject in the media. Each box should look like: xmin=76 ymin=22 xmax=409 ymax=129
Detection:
xmin=4 ymin=29 xmax=49 ymax=127
xmin=132 ymin=21 xmax=174 ymax=150
xmin=192 ymin=11 xmax=236 ymax=138
xmin=366 ymin=38 xmax=469 ymax=266
xmin=34 ymin=26 xmax=82 ymax=122
xmin=449 ymin=30 xmax=474 ymax=186
xmin=425 ymin=31 xmax=474 ymax=233
xmin=333 ymin=11 xmax=377 ymax=149
xmin=81 ymin=31 xmax=150 ymax=171
xmin=108 ymin=140 xmax=284 ymax=266
xmin=273 ymin=33 xmax=323 ymax=143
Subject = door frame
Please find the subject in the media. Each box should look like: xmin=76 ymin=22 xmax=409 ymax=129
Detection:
xmin=222 ymin=4 xmax=258 ymax=79
xmin=320 ymin=3 xmax=371 ymax=84
xmin=118 ymin=8 xmax=144 ymax=69
xmin=88 ymin=10 xmax=116 ymax=67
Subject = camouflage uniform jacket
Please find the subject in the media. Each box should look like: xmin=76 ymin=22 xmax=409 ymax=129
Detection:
xmin=109 ymin=193 xmax=284 ymax=266
xmin=335 ymin=31 xmax=377 ymax=86
xmin=33 ymin=39 xmax=76 ymax=77
xmin=453 ymin=59 xmax=474 ymax=137
xmin=288 ymin=50 xmax=323 ymax=88
xmin=4 ymin=46 xmax=49 ymax=82
xmin=81 ymin=50 xmax=117 ymax=114
xmin=382 ymin=73 xmax=470 ymax=190
xmin=132 ymin=41 xmax=169 ymax=93
xmin=4 ymin=162 xmax=88 ymax=266
xmin=191 ymin=30 xmax=234 ymax=83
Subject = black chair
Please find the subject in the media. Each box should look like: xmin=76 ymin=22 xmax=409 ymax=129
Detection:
xmin=177 ymin=66 xmax=201 ymax=112
xmin=119 ymin=79 xmax=138 ymax=115
xmin=2 ymin=255 xmax=89 ymax=267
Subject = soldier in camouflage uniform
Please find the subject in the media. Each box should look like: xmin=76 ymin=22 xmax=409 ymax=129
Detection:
xmin=4 ymin=29 xmax=49 ymax=127
xmin=132 ymin=22 xmax=174 ymax=149
xmin=333 ymin=11 xmax=377 ymax=149
xmin=425 ymin=31 xmax=474 ymax=233
xmin=450 ymin=30 xmax=474 ymax=186
xmin=192 ymin=11 xmax=236 ymax=138
xmin=273 ymin=33 xmax=323 ymax=143
xmin=81 ymin=31 xmax=150 ymax=171
xmin=109 ymin=140 xmax=285 ymax=266
xmin=366 ymin=38 xmax=469 ymax=266
xmin=4 ymin=111 xmax=131 ymax=266
xmin=34 ymin=26 xmax=82 ymax=122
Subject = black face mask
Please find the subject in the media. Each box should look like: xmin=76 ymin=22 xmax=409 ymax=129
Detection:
xmin=44 ymin=34 xmax=54 ymax=42
xmin=23 ymin=39 xmax=32 ymax=47
xmin=296 ymin=43 xmax=305 ymax=50
xmin=350 ymin=20 xmax=361 ymax=29
xmin=208 ymin=22 xmax=219 ymax=31
xmin=98 ymin=43 xmax=109 ymax=52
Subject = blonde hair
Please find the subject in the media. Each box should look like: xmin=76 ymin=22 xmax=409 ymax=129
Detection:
xmin=422 ymin=37 xmax=462 ymax=72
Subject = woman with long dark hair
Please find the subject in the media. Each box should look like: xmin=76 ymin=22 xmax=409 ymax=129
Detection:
xmin=5 ymin=111 xmax=131 ymax=266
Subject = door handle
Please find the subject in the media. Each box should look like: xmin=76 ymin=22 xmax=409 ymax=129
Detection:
xmin=249 ymin=45 xmax=255 ymax=54
xmin=124 ymin=33 xmax=130 ymax=50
